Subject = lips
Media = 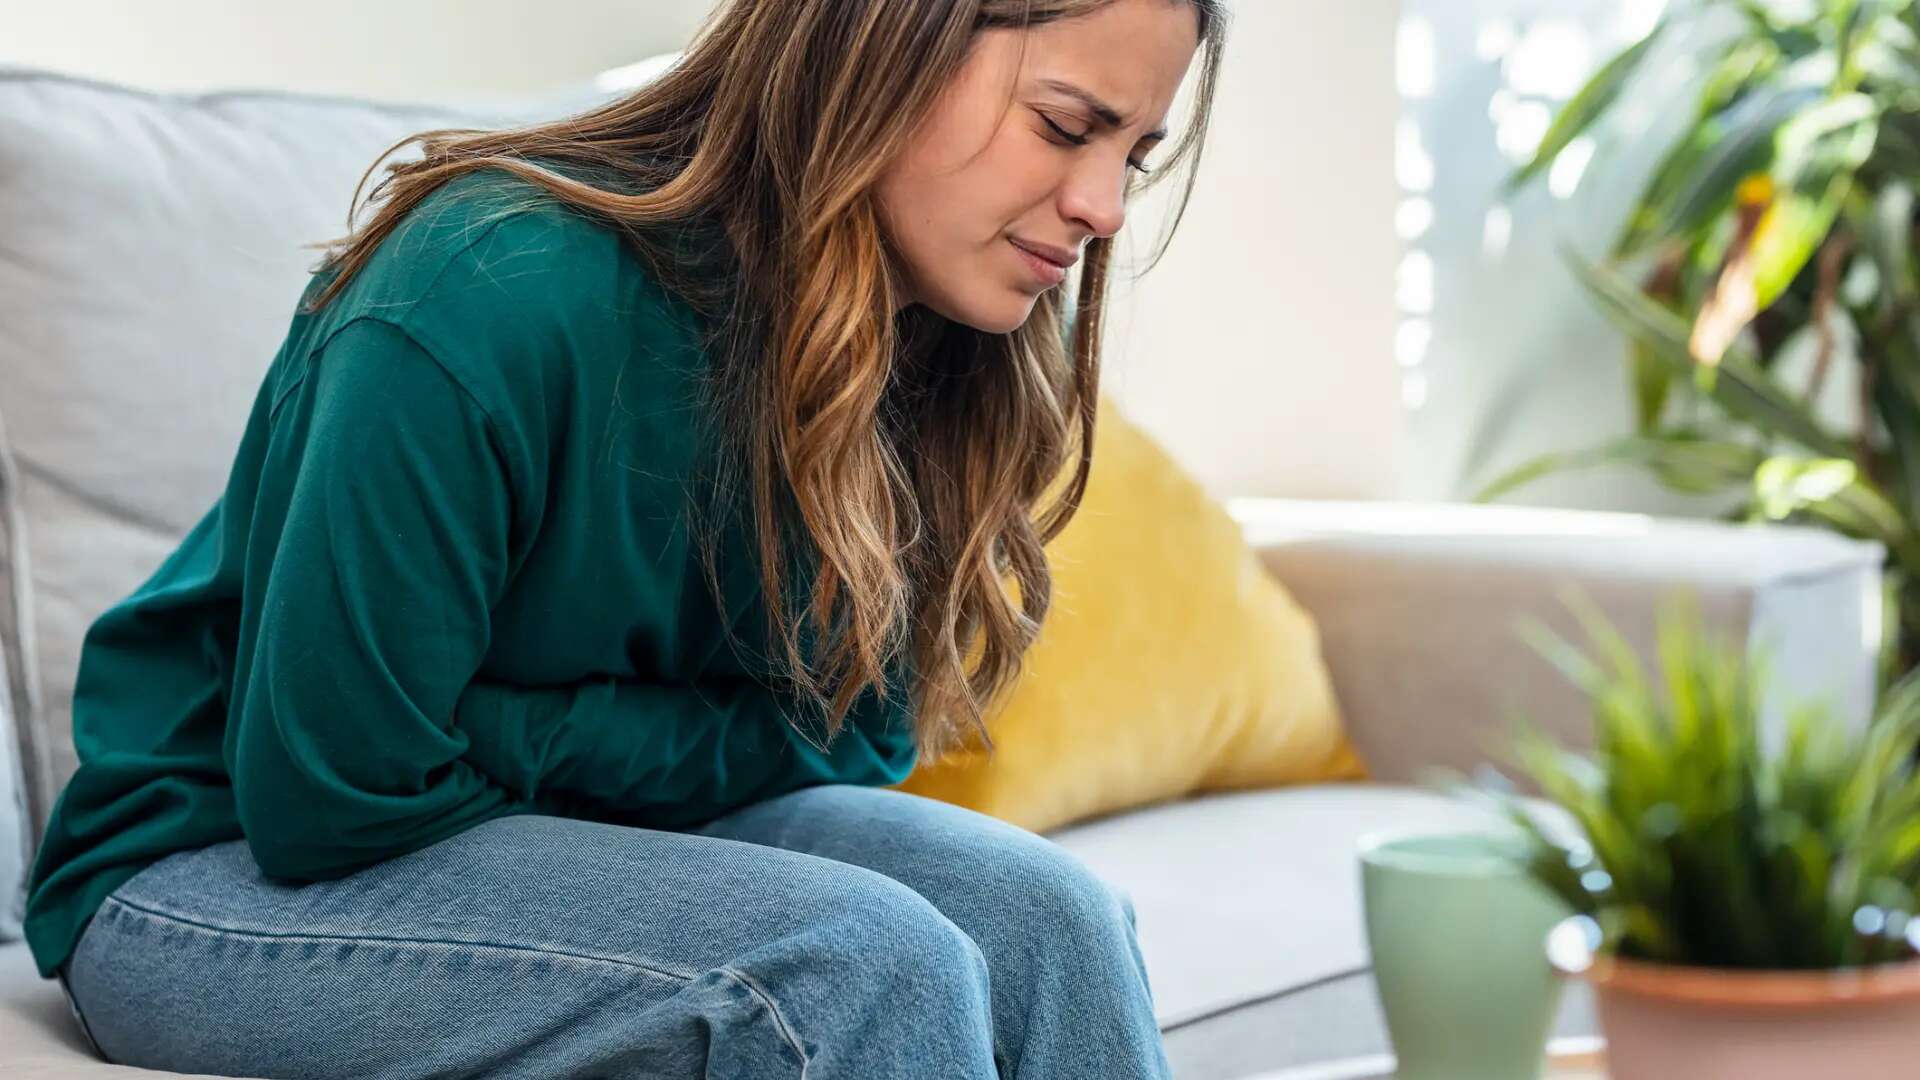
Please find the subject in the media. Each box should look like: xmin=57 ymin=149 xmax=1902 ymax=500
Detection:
xmin=1009 ymin=238 xmax=1078 ymax=270
xmin=1009 ymin=240 xmax=1067 ymax=287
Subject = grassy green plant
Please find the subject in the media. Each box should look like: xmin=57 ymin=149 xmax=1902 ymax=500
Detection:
xmin=1481 ymin=0 xmax=1920 ymax=681
xmin=1460 ymin=588 xmax=1920 ymax=970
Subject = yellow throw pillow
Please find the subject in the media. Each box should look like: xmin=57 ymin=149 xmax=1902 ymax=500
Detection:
xmin=888 ymin=394 xmax=1369 ymax=832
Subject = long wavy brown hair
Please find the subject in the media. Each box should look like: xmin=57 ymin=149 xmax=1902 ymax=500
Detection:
xmin=306 ymin=0 xmax=1226 ymax=762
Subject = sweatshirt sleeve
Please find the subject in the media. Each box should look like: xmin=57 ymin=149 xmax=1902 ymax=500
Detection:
xmin=227 ymin=316 xmax=538 ymax=882
xmin=451 ymin=659 xmax=920 ymax=830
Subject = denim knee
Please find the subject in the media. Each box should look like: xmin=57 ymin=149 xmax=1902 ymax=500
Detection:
xmin=1010 ymin=845 xmax=1136 ymax=943
xmin=829 ymin=873 xmax=993 ymax=988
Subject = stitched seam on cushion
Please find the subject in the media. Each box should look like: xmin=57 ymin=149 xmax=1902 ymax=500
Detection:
xmin=0 ymin=66 xmax=509 ymax=122
xmin=717 ymin=964 xmax=812 ymax=1076
xmin=100 ymin=893 xmax=698 ymax=983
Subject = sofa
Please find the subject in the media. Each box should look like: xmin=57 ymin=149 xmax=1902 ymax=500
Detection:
xmin=0 ymin=61 xmax=1890 ymax=1079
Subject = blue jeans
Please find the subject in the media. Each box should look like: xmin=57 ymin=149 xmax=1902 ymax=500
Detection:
xmin=57 ymin=784 xmax=1171 ymax=1079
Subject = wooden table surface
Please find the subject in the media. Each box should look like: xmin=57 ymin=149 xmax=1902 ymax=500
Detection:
xmin=1240 ymin=1036 xmax=1606 ymax=1079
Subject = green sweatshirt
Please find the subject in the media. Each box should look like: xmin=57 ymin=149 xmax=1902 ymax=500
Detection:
xmin=21 ymin=168 xmax=919 ymax=980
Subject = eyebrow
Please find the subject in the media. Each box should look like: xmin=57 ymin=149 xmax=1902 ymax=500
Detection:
xmin=1037 ymin=78 xmax=1170 ymax=142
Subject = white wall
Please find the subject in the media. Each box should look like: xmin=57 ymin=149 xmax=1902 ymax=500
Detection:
xmin=1102 ymin=1 xmax=1402 ymax=500
xmin=1 ymin=0 xmax=1404 ymax=502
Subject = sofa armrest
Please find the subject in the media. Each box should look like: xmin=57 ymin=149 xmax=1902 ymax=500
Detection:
xmin=1227 ymin=497 xmax=1887 ymax=786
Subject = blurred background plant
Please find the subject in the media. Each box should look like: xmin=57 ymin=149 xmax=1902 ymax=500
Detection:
xmin=1477 ymin=0 xmax=1920 ymax=686
xmin=1458 ymin=588 xmax=1920 ymax=970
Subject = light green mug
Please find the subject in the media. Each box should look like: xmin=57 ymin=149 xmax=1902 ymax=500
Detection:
xmin=1357 ymin=829 xmax=1572 ymax=1080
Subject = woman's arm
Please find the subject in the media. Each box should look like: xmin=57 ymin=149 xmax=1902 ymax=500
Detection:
xmin=228 ymin=317 xmax=539 ymax=882
xmin=451 ymin=669 xmax=919 ymax=830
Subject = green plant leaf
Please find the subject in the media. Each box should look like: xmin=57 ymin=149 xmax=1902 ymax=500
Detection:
xmin=1632 ymin=335 xmax=1677 ymax=429
xmin=1875 ymin=569 xmax=1904 ymax=697
xmin=1567 ymin=250 xmax=1855 ymax=458
xmin=1755 ymin=454 xmax=1865 ymax=513
xmin=1702 ymin=37 xmax=1788 ymax=120
xmin=1753 ymin=455 xmax=1920 ymax=558
xmin=1469 ymin=431 xmax=1766 ymax=504
xmin=1870 ymin=373 xmax=1920 ymax=517
xmin=1747 ymin=93 xmax=1880 ymax=308
xmin=1617 ymin=84 xmax=1825 ymax=260
xmin=1506 ymin=18 xmax=1671 ymax=195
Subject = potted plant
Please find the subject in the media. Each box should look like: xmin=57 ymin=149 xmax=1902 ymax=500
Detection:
xmin=1462 ymin=588 xmax=1920 ymax=1078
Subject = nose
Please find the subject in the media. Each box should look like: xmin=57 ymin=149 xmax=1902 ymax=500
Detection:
xmin=1057 ymin=155 xmax=1128 ymax=240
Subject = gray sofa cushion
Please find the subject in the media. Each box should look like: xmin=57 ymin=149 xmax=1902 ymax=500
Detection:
xmin=0 ymin=65 xmax=641 ymax=923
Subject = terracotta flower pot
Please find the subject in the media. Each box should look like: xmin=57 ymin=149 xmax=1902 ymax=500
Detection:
xmin=1545 ymin=916 xmax=1920 ymax=1079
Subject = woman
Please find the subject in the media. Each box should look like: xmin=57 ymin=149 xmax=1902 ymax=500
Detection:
xmin=24 ymin=0 xmax=1224 ymax=1075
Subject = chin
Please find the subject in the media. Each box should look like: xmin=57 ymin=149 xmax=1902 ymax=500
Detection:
xmin=929 ymin=289 xmax=1039 ymax=335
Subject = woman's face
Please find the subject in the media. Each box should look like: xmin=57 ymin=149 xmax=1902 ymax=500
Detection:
xmin=876 ymin=0 xmax=1201 ymax=334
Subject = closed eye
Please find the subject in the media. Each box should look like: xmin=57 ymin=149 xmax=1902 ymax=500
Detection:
xmin=1040 ymin=114 xmax=1091 ymax=146
xmin=1040 ymin=115 xmax=1155 ymax=175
